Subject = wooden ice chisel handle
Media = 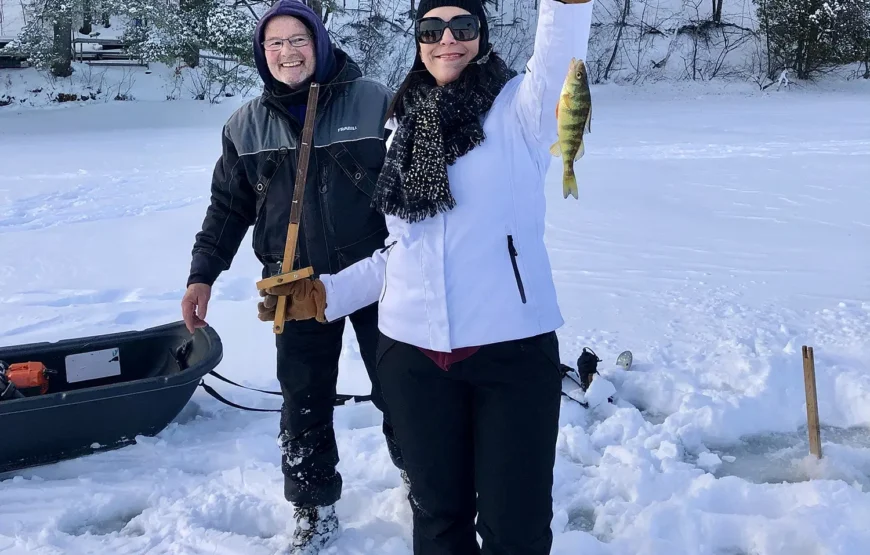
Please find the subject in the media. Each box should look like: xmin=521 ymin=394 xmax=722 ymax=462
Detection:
xmin=265 ymin=83 xmax=320 ymax=334
xmin=272 ymin=222 xmax=301 ymax=334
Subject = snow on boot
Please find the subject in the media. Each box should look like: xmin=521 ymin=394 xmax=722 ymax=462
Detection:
xmin=290 ymin=504 xmax=339 ymax=555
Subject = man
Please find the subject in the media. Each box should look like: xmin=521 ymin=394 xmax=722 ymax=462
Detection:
xmin=180 ymin=1 xmax=404 ymax=552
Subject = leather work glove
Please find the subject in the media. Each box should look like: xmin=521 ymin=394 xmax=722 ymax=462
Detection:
xmin=257 ymin=278 xmax=327 ymax=323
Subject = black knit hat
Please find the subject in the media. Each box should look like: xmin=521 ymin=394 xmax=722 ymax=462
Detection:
xmin=416 ymin=0 xmax=489 ymax=51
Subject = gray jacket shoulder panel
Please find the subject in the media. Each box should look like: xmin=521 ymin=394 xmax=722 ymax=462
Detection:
xmin=224 ymin=97 xmax=296 ymax=156
xmin=223 ymin=79 xmax=393 ymax=156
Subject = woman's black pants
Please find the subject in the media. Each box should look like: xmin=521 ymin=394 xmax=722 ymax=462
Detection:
xmin=376 ymin=331 xmax=563 ymax=555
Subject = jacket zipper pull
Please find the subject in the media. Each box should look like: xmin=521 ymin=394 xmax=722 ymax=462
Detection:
xmin=507 ymin=235 xmax=527 ymax=304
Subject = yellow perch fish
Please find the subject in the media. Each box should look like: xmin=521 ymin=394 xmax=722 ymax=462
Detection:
xmin=550 ymin=58 xmax=591 ymax=199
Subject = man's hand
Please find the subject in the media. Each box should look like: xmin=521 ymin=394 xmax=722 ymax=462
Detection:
xmin=182 ymin=283 xmax=212 ymax=334
xmin=258 ymin=278 xmax=327 ymax=323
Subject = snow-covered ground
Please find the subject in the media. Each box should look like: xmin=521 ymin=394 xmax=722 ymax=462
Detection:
xmin=1 ymin=82 xmax=869 ymax=554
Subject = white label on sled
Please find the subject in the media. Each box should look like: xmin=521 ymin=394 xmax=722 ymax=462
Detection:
xmin=65 ymin=348 xmax=121 ymax=383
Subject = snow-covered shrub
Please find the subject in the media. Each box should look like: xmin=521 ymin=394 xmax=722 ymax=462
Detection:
xmin=4 ymin=0 xmax=78 ymax=76
xmin=205 ymin=3 xmax=257 ymax=66
xmin=182 ymin=57 xmax=260 ymax=102
xmin=119 ymin=0 xmax=194 ymax=64
xmin=755 ymin=0 xmax=870 ymax=79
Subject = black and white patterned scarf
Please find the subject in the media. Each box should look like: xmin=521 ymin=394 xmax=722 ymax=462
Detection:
xmin=372 ymin=57 xmax=517 ymax=223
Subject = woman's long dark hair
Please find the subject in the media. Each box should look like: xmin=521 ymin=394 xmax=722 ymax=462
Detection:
xmin=384 ymin=43 xmax=516 ymax=124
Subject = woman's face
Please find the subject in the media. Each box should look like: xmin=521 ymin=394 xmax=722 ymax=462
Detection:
xmin=417 ymin=7 xmax=481 ymax=86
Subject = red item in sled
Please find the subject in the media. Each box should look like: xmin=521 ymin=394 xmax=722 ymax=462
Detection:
xmin=7 ymin=362 xmax=51 ymax=394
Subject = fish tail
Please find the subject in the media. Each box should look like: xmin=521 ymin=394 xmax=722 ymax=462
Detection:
xmin=563 ymin=161 xmax=578 ymax=199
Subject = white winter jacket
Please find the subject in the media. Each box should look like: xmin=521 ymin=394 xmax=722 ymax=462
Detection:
xmin=319 ymin=0 xmax=594 ymax=352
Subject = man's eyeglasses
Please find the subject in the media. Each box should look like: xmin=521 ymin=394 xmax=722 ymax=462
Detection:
xmin=415 ymin=15 xmax=480 ymax=44
xmin=262 ymin=35 xmax=311 ymax=51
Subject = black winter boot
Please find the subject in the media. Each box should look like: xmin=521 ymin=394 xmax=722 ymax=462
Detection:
xmin=290 ymin=504 xmax=339 ymax=554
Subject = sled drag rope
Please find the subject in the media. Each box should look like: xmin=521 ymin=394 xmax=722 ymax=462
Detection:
xmin=802 ymin=345 xmax=823 ymax=459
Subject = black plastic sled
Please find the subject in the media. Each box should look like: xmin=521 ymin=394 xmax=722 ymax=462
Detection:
xmin=0 ymin=321 xmax=222 ymax=474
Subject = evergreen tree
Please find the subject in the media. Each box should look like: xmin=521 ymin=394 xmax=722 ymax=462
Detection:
xmin=6 ymin=0 xmax=80 ymax=76
xmin=755 ymin=0 xmax=870 ymax=79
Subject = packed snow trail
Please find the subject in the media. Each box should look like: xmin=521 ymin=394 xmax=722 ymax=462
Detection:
xmin=1 ymin=84 xmax=869 ymax=554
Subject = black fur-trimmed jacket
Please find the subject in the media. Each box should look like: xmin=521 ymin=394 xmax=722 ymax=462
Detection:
xmin=187 ymin=50 xmax=392 ymax=288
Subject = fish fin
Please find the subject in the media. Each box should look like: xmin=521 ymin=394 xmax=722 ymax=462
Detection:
xmin=555 ymin=100 xmax=560 ymax=120
xmin=550 ymin=141 xmax=562 ymax=157
xmin=574 ymin=140 xmax=585 ymax=160
xmin=585 ymin=106 xmax=592 ymax=133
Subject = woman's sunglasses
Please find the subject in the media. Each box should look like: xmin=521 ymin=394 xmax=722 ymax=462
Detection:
xmin=415 ymin=14 xmax=480 ymax=44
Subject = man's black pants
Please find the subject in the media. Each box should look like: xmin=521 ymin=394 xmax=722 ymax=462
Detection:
xmin=377 ymin=331 xmax=563 ymax=555
xmin=276 ymin=302 xmax=403 ymax=507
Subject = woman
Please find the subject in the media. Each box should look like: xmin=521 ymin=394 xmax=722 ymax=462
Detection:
xmin=259 ymin=0 xmax=594 ymax=552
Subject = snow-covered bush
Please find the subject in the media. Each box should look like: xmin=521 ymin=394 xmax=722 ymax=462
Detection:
xmin=116 ymin=0 xmax=255 ymax=67
xmin=119 ymin=0 xmax=199 ymax=64
xmin=4 ymin=0 xmax=78 ymax=76
xmin=755 ymin=0 xmax=870 ymax=79
xmin=204 ymin=3 xmax=257 ymax=66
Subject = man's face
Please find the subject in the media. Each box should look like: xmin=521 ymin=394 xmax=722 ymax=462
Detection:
xmin=263 ymin=15 xmax=316 ymax=89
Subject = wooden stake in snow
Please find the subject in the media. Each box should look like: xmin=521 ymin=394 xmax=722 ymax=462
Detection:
xmin=802 ymin=345 xmax=822 ymax=458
